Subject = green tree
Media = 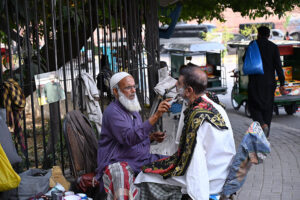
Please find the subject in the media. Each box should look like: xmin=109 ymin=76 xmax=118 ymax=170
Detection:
xmin=283 ymin=15 xmax=292 ymax=32
xmin=1 ymin=1 xmax=299 ymax=91
xmin=169 ymin=0 xmax=300 ymax=23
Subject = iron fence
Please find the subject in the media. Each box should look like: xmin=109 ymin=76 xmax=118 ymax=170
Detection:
xmin=0 ymin=0 xmax=159 ymax=174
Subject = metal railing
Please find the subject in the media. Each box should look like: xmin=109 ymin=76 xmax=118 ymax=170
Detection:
xmin=0 ymin=0 xmax=159 ymax=174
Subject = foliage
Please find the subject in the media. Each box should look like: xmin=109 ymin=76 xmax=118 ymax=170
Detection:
xmin=159 ymin=0 xmax=300 ymax=24
xmin=0 ymin=0 xmax=299 ymax=89
xmin=239 ymin=23 xmax=274 ymax=39
xmin=203 ymin=27 xmax=234 ymax=43
xmin=240 ymin=25 xmax=258 ymax=38
xmin=283 ymin=15 xmax=292 ymax=31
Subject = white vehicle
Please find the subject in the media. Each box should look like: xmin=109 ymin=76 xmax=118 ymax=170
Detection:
xmin=270 ymin=29 xmax=285 ymax=40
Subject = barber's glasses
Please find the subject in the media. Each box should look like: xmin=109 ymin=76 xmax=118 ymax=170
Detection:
xmin=123 ymin=85 xmax=138 ymax=91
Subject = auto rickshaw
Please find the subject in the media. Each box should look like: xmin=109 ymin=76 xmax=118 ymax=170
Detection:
xmin=228 ymin=40 xmax=300 ymax=116
xmin=160 ymin=37 xmax=227 ymax=94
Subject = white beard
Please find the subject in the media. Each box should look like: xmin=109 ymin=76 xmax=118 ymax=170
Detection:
xmin=118 ymin=89 xmax=141 ymax=112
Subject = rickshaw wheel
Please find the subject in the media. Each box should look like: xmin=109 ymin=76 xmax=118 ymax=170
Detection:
xmin=244 ymin=101 xmax=251 ymax=118
xmin=231 ymin=86 xmax=240 ymax=110
xmin=284 ymin=104 xmax=297 ymax=115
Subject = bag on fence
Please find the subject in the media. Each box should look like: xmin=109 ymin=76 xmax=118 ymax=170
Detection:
xmin=18 ymin=168 xmax=51 ymax=200
xmin=243 ymin=41 xmax=264 ymax=75
xmin=0 ymin=144 xmax=21 ymax=192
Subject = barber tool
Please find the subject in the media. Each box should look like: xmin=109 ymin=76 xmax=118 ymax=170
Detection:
xmin=162 ymin=130 xmax=166 ymax=137
xmin=168 ymin=94 xmax=179 ymax=105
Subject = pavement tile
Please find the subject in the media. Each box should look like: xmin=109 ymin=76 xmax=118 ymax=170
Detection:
xmin=226 ymin=111 xmax=300 ymax=200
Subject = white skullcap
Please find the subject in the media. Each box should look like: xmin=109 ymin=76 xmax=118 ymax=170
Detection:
xmin=110 ymin=72 xmax=131 ymax=90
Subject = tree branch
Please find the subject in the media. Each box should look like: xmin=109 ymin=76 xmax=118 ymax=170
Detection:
xmin=0 ymin=17 xmax=24 ymax=46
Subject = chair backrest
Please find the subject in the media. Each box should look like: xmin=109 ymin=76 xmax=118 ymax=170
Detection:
xmin=63 ymin=110 xmax=98 ymax=178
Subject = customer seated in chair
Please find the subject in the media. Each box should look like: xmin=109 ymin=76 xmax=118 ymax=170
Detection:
xmin=96 ymin=72 xmax=171 ymax=199
xmin=135 ymin=65 xmax=236 ymax=200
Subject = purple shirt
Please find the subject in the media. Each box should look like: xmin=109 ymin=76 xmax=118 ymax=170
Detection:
xmin=96 ymin=100 xmax=163 ymax=180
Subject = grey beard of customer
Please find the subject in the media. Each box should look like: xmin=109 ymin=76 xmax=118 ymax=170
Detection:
xmin=117 ymin=88 xmax=141 ymax=112
xmin=177 ymin=86 xmax=190 ymax=104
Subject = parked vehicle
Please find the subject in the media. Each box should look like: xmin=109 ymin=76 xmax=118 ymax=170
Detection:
xmin=247 ymin=33 xmax=257 ymax=40
xmin=246 ymin=29 xmax=284 ymax=41
xmin=159 ymin=23 xmax=216 ymax=39
xmin=290 ymin=31 xmax=300 ymax=41
xmin=227 ymin=33 xmax=248 ymax=55
xmin=270 ymin=29 xmax=285 ymax=40
xmin=229 ymin=40 xmax=300 ymax=116
xmin=239 ymin=22 xmax=275 ymax=31
xmin=160 ymin=37 xmax=227 ymax=94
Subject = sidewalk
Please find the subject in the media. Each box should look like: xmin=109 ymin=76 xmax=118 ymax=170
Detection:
xmin=152 ymin=108 xmax=300 ymax=200
xmin=229 ymin=110 xmax=300 ymax=200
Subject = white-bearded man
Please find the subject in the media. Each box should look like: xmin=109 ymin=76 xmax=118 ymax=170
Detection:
xmin=96 ymin=72 xmax=171 ymax=200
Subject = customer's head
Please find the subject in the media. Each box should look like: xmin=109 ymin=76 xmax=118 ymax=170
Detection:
xmin=176 ymin=65 xmax=207 ymax=103
xmin=110 ymin=72 xmax=141 ymax=112
xmin=257 ymin=26 xmax=270 ymax=39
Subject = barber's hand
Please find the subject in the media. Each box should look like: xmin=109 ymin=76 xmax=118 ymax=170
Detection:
xmin=155 ymin=98 xmax=172 ymax=117
xmin=279 ymin=86 xmax=286 ymax=95
xmin=150 ymin=131 xmax=166 ymax=143
xmin=148 ymin=98 xmax=172 ymax=126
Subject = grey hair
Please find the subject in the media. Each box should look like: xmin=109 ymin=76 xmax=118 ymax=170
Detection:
xmin=179 ymin=65 xmax=207 ymax=95
xmin=111 ymin=84 xmax=119 ymax=96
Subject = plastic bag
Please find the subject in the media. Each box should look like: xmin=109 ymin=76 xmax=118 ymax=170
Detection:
xmin=243 ymin=41 xmax=264 ymax=75
xmin=0 ymin=144 xmax=21 ymax=192
xmin=18 ymin=168 xmax=51 ymax=200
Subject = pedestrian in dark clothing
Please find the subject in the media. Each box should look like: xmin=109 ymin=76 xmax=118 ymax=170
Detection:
xmin=247 ymin=26 xmax=286 ymax=137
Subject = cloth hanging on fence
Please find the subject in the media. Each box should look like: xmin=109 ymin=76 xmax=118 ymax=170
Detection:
xmin=2 ymin=78 xmax=26 ymax=154
xmin=75 ymin=72 xmax=103 ymax=136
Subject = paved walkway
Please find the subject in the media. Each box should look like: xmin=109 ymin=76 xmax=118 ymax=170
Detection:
xmin=228 ymin=110 xmax=300 ymax=200
xmin=152 ymin=108 xmax=300 ymax=200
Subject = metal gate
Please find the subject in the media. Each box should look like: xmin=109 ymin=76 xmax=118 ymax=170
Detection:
xmin=0 ymin=0 xmax=160 ymax=173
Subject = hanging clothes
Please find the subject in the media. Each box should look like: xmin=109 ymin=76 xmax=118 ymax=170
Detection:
xmin=75 ymin=72 xmax=103 ymax=136
xmin=2 ymin=78 xmax=26 ymax=154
